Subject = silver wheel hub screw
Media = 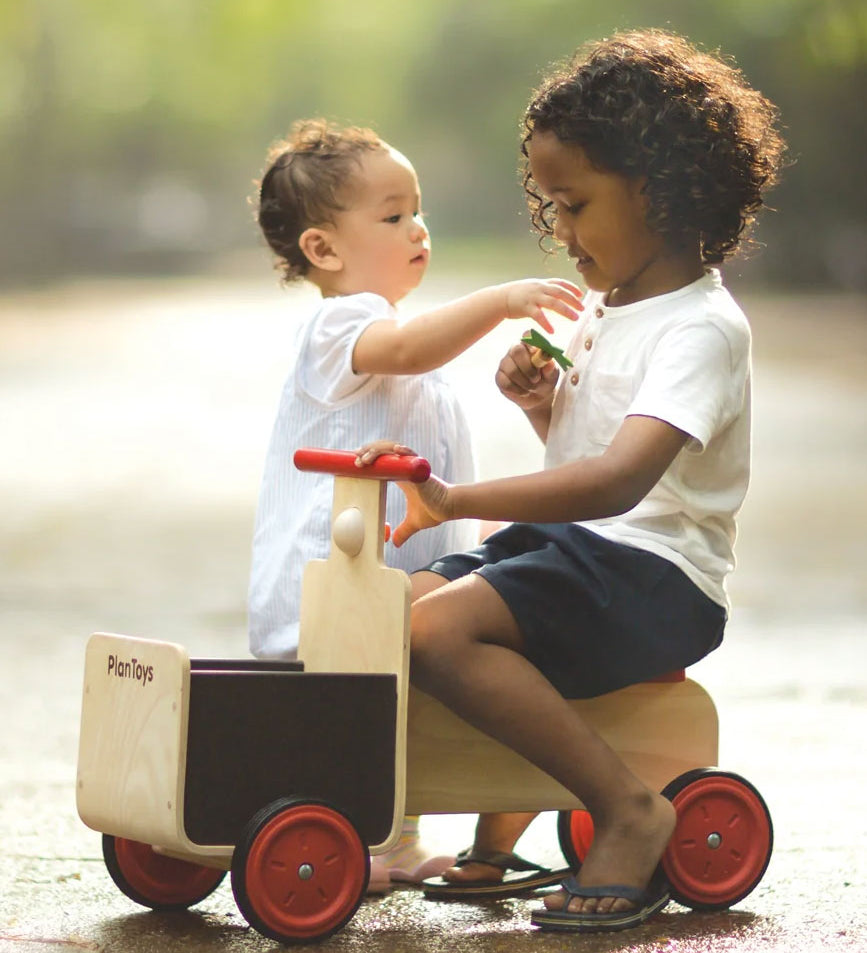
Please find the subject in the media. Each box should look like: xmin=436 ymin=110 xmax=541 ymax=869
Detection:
xmin=298 ymin=863 xmax=314 ymax=880
xmin=707 ymin=832 xmax=722 ymax=849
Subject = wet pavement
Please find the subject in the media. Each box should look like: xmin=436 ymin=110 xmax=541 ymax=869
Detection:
xmin=1 ymin=277 xmax=865 ymax=951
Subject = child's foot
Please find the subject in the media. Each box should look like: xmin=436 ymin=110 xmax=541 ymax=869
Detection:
xmin=367 ymin=855 xmax=392 ymax=895
xmin=542 ymin=791 xmax=676 ymax=916
xmin=441 ymin=854 xmax=502 ymax=884
xmin=377 ymin=837 xmax=455 ymax=885
xmin=421 ymin=846 xmax=566 ymax=899
xmin=440 ymin=811 xmax=539 ymax=886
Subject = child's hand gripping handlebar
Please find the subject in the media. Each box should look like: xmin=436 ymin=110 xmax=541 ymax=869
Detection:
xmin=293 ymin=447 xmax=431 ymax=483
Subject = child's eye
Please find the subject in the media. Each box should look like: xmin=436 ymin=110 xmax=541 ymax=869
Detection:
xmin=384 ymin=214 xmax=402 ymax=224
xmin=564 ymin=202 xmax=585 ymax=216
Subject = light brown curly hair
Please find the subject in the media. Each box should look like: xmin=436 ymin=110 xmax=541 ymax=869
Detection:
xmin=521 ymin=29 xmax=787 ymax=264
xmin=257 ymin=119 xmax=384 ymax=283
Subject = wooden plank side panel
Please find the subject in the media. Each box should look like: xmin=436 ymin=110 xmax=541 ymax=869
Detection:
xmin=76 ymin=633 xmax=189 ymax=847
xmin=405 ymin=679 xmax=719 ymax=814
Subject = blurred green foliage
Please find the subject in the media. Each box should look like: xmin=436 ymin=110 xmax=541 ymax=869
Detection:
xmin=2 ymin=0 xmax=865 ymax=288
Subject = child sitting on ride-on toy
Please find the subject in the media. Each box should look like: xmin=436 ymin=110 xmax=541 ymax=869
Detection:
xmin=357 ymin=28 xmax=786 ymax=933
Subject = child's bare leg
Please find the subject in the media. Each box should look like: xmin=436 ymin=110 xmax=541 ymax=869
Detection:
xmin=412 ymin=573 xmax=539 ymax=885
xmin=409 ymin=571 xmax=675 ymax=915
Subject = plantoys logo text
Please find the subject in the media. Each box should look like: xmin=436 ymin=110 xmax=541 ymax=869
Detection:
xmin=107 ymin=653 xmax=154 ymax=687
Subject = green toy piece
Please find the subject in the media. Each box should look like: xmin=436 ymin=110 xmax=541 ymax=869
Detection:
xmin=522 ymin=329 xmax=574 ymax=371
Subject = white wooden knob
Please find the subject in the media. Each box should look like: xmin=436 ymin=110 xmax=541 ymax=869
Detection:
xmin=332 ymin=506 xmax=365 ymax=556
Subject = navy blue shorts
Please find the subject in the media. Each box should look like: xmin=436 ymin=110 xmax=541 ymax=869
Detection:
xmin=423 ymin=522 xmax=726 ymax=699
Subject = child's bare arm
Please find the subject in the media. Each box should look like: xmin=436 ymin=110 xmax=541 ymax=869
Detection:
xmin=351 ymin=279 xmax=582 ymax=376
xmin=357 ymin=416 xmax=689 ymax=546
xmin=446 ymin=415 xmax=688 ymax=523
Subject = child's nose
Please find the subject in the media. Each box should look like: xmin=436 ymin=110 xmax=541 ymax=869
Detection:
xmin=553 ymin=216 xmax=571 ymax=244
xmin=411 ymin=216 xmax=429 ymax=240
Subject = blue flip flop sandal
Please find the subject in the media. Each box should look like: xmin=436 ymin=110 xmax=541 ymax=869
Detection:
xmin=530 ymin=872 xmax=670 ymax=932
xmin=422 ymin=847 xmax=570 ymax=899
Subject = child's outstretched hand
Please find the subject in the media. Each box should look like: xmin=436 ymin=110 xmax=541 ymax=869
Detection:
xmin=354 ymin=441 xmax=454 ymax=547
xmin=496 ymin=340 xmax=561 ymax=411
xmin=500 ymin=278 xmax=583 ymax=333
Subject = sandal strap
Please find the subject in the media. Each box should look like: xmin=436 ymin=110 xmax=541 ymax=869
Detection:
xmin=453 ymin=847 xmax=547 ymax=874
xmin=559 ymin=875 xmax=647 ymax=905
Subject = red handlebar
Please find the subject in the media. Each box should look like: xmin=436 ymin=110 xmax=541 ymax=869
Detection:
xmin=293 ymin=448 xmax=431 ymax=483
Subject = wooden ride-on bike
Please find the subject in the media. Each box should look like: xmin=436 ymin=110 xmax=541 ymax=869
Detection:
xmin=76 ymin=447 xmax=772 ymax=944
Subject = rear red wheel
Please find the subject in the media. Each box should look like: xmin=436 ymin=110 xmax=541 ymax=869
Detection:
xmin=662 ymin=769 xmax=773 ymax=910
xmin=231 ymin=798 xmax=369 ymax=944
xmin=556 ymin=808 xmax=595 ymax=869
xmin=103 ymin=835 xmax=226 ymax=910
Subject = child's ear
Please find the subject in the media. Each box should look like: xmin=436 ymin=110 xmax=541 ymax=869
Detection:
xmin=299 ymin=227 xmax=343 ymax=272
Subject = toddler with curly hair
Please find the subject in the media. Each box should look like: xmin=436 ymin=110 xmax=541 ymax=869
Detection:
xmin=360 ymin=29 xmax=786 ymax=932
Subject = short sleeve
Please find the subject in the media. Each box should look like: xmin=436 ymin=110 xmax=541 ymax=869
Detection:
xmin=297 ymin=293 xmax=394 ymax=405
xmin=628 ymin=318 xmax=750 ymax=453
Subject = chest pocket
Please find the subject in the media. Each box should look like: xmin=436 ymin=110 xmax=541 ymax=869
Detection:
xmin=586 ymin=372 xmax=635 ymax=447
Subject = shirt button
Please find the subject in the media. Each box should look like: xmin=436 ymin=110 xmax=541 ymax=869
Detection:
xmin=595 ymin=307 xmax=604 ymax=318
xmin=570 ymin=372 xmax=580 ymax=385
xmin=584 ymin=338 xmax=593 ymax=350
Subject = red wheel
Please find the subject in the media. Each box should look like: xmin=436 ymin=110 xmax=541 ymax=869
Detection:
xmin=231 ymin=798 xmax=369 ymax=944
xmin=556 ymin=809 xmax=595 ymax=869
xmin=103 ymin=835 xmax=226 ymax=910
xmin=662 ymin=769 xmax=773 ymax=910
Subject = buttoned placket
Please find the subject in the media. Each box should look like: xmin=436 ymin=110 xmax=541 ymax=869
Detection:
xmin=568 ymin=304 xmax=604 ymax=386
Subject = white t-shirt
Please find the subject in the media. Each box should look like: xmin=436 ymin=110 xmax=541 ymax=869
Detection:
xmin=248 ymin=292 xmax=478 ymax=659
xmin=545 ymin=270 xmax=750 ymax=610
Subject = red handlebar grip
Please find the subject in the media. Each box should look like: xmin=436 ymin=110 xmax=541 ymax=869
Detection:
xmin=293 ymin=448 xmax=431 ymax=483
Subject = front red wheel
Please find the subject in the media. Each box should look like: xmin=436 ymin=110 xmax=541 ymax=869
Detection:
xmin=103 ymin=835 xmax=226 ymax=910
xmin=662 ymin=769 xmax=773 ymax=910
xmin=231 ymin=798 xmax=369 ymax=944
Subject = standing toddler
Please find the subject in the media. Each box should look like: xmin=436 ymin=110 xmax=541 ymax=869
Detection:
xmin=247 ymin=119 xmax=582 ymax=889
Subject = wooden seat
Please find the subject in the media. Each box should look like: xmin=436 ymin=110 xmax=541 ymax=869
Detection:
xmin=404 ymin=676 xmax=717 ymax=815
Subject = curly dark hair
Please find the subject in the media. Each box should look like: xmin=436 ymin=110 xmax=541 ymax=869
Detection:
xmin=521 ymin=29 xmax=787 ymax=264
xmin=256 ymin=118 xmax=384 ymax=283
